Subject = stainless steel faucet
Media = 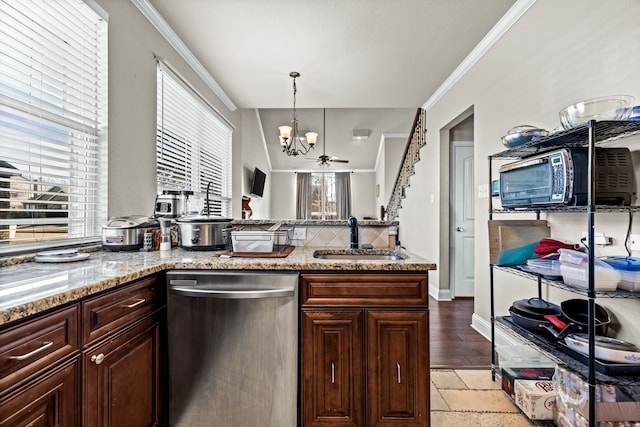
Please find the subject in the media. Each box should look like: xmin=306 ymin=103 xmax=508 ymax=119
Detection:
xmin=347 ymin=216 xmax=358 ymax=249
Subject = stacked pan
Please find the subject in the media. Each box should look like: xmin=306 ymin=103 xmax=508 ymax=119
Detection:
xmin=508 ymin=297 xmax=610 ymax=339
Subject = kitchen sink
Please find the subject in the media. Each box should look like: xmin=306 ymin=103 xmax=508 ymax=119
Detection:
xmin=312 ymin=249 xmax=406 ymax=261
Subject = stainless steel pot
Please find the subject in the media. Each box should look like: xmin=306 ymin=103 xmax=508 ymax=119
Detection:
xmin=102 ymin=215 xmax=160 ymax=251
xmin=175 ymin=215 xmax=232 ymax=250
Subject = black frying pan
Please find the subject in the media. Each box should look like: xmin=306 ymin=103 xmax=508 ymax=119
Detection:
xmin=560 ymin=299 xmax=610 ymax=336
xmin=511 ymin=297 xmax=561 ymax=319
xmin=509 ymin=306 xmax=574 ymax=339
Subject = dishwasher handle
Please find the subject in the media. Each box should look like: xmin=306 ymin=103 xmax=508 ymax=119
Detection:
xmin=169 ymin=279 xmax=295 ymax=299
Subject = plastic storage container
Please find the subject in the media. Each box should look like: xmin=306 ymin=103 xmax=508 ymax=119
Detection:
xmin=526 ymin=259 xmax=562 ymax=277
xmin=227 ymin=228 xmax=292 ymax=252
xmin=495 ymin=344 xmax=556 ymax=369
xmin=558 ymin=249 xmax=620 ymax=291
xmin=601 ymin=256 xmax=640 ymax=292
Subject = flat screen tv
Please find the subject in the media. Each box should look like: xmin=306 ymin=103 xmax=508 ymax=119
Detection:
xmin=250 ymin=167 xmax=266 ymax=198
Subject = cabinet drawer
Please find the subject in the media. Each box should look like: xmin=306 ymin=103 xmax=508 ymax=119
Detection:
xmin=302 ymin=274 xmax=428 ymax=306
xmin=0 ymin=305 xmax=79 ymax=395
xmin=82 ymin=275 xmax=163 ymax=346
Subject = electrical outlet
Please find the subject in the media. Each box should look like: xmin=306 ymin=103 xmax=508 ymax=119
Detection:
xmin=580 ymin=232 xmax=612 ymax=246
xmin=292 ymin=227 xmax=306 ymax=240
xmin=630 ymin=234 xmax=640 ymax=251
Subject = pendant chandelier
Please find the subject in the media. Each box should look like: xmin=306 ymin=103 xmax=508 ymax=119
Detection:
xmin=279 ymin=71 xmax=317 ymax=156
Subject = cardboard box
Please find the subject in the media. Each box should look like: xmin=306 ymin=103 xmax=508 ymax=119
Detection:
xmin=515 ymin=379 xmax=556 ymax=420
xmin=501 ymin=367 xmax=555 ymax=400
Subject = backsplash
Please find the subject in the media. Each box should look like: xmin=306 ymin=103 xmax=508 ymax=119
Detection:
xmin=291 ymin=225 xmax=395 ymax=248
xmin=232 ymin=220 xmax=398 ymax=249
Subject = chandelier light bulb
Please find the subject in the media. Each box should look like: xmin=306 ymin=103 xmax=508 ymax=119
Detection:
xmin=305 ymin=132 xmax=318 ymax=146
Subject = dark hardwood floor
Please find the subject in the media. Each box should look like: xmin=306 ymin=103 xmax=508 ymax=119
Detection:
xmin=429 ymin=296 xmax=492 ymax=369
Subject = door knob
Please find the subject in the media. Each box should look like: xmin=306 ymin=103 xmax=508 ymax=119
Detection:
xmin=456 ymin=227 xmax=463 ymax=232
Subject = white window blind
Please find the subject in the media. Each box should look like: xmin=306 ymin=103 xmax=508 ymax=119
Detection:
xmin=0 ymin=0 xmax=108 ymax=248
xmin=156 ymin=61 xmax=233 ymax=218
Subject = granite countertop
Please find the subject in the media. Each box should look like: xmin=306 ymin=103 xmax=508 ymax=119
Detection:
xmin=0 ymin=246 xmax=435 ymax=326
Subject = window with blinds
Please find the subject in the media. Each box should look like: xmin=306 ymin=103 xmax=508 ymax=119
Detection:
xmin=0 ymin=0 xmax=108 ymax=248
xmin=156 ymin=61 xmax=233 ymax=218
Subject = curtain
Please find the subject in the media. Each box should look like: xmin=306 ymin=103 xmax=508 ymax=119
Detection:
xmin=296 ymin=173 xmax=312 ymax=219
xmin=335 ymin=172 xmax=352 ymax=220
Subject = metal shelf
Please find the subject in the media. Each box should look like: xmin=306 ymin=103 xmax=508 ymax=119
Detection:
xmin=493 ymin=265 xmax=640 ymax=299
xmin=491 ymin=205 xmax=640 ymax=214
xmin=488 ymin=120 xmax=640 ymax=427
xmin=495 ymin=316 xmax=640 ymax=387
xmin=490 ymin=120 xmax=640 ymax=159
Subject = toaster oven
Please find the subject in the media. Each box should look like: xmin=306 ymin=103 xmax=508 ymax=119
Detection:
xmin=499 ymin=147 xmax=634 ymax=209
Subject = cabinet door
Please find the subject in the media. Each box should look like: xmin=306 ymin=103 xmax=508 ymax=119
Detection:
xmin=302 ymin=310 xmax=363 ymax=427
xmin=83 ymin=315 xmax=161 ymax=427
xmin=366 ymin=311 xmax=429 ymax=427
xmin=0 ymin=358 xmax=79 ymax=427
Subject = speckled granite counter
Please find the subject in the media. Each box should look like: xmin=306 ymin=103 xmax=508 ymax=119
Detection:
xmin=0 ymin=246 xmax=435 ymax=326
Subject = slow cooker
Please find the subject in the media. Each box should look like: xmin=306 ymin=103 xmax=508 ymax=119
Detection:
xmin=102 ymin=215 xmax=160 ymax=251
xmin=175 ymin=215 xmax=232 ymax=250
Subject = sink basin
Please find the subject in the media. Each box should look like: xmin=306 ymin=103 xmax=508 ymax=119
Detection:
xmin=312 ymin=249 xmax=406 ymax=261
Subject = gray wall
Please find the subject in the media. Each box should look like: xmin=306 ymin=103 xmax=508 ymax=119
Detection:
xmin=97 ymin=0 xmax=251 ymax=219
xmin=399 ymin=0 xmax=640 ymax=342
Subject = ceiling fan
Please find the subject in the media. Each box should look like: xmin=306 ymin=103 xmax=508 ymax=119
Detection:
xmin=308 ymin=109 xmax=350 ymax=167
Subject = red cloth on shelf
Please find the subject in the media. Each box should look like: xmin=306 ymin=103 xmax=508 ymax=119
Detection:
xmin=534 ymin=238 xmax=583 ymax=259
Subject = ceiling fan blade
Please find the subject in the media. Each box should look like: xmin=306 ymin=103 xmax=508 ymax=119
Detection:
xmin=330 ymin=159 xmax=350 ymax=163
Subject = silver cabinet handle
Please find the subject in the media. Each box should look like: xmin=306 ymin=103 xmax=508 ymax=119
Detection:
xmin=9 ymin=341 xmax=53 ymax=361
xmin=170 ymin=286 xmax=294 ymax=299
xmin=331 ymin=362 xmax=335 ymax=384
xmin=121 ymin=298 xmax=146 ymax=308
xmin=91 ymin=353 xmax=105 ymax=365
xmin=396 ymin=362 xmax=401 ymax=384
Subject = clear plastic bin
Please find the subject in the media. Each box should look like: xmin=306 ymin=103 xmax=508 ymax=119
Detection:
xmin=225 ymin=228 xmax=292 ymax=252
xmin=601 ymin=256 xmax=640 ymax=292
xmin=495 ymin=344 xmax=556 ymax=368
xmin=558 ymin=249 xmax=620 ymax=291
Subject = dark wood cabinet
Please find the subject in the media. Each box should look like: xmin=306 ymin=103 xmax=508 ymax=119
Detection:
xmin=366 ymin=311 xmax=428 ymax=427
xmin=0 ymin=358 xmax=80 ymax=427
xmin=301 ymin=273 xmax=430 ymax=427
xmin=0 ymin=273 xmax=164 ymax=427
xmin=302 ymin=310 xmax=364 ymax=427
xmin=83 ymin=314 xmax=162 ymax=427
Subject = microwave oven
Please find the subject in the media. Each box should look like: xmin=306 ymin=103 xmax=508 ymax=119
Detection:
xmin=499 ymin=147 xmax=634 ymax=209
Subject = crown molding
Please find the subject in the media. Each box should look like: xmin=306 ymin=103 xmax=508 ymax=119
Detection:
xmin=131 ymin=0 xmax=237 ymax=112
xmin=422 ymin=0 xmax=536 ymax=111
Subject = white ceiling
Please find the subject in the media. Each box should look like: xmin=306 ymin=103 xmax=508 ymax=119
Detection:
xmin=146 ymin=0 xmax=518 ymax=170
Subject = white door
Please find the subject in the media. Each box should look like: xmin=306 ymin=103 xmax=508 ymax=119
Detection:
xmin=451 ymin=142 xmax=474 ymax=297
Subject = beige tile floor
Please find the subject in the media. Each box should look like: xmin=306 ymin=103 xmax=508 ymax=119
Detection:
xmin=430 ymin=369 xmax=536 ymax=426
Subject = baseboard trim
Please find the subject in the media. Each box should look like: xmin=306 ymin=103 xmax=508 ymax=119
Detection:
xmin=428 ymin=285 xmax=452 ymax=301
xmin=471 ymin=313 xmax=524 ymax=347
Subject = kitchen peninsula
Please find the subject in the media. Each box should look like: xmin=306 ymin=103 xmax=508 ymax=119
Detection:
xmin=0 ymin=244 xmax=435 ymax=427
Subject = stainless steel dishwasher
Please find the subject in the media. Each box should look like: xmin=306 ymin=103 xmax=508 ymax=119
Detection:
xmin=166 ymin=270 xmax=299 ymax=427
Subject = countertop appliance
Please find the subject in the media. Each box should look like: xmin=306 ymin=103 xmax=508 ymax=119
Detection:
xmin=166 ymin=270 xmax=298 ymax=427
xmin=154 ymin=190 xmax=194 ymax=218
xmin=499 ymin=147 xmax=633 ymax=209
xmin=174 ymin=215 xmax=232 ymax=250
xmin=101 ymin=215 xmax=159 ymax=251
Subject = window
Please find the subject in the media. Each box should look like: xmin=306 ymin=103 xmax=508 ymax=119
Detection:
xmin=156 ymin=61 xmax=233 ymax=218
xmin=0 ymin=0 xmax=108 ymax=249
xmin=311 ymin=172 xmax=337 ymax=220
